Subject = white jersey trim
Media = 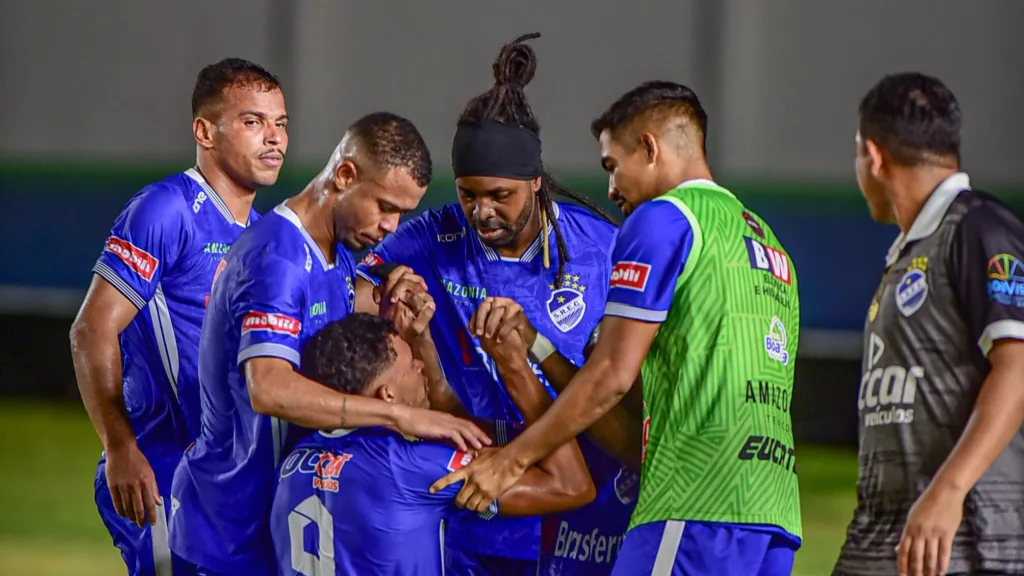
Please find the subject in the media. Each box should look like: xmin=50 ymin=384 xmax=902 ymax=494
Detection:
xmin=604 ymin=302 xmax=668 ymax=323
xmin=149 ymin=283 xmax=181 ymax=401
xmin=978 ymin=319 xmax=1024 ymax=358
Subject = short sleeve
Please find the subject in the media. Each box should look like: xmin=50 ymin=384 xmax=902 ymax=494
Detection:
xmin=355 ymin=216 xmax=432 ymax=287
xmin=949 ymin=199 xmax=1024 ymax=357
xmin=93 ymin=188 xmax=189 ymax=309
xmin=235 ymin=255 xmax=309 ymax=368
xmin=604 ymin=198 xmax=698 ymax=323
xmin=398 ymin=441 xmax=499 ymax=520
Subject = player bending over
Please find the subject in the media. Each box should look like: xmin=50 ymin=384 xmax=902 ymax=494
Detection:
xmin=168 ymin=113 xmax=489 ymax=576
xmin=834 ymin=73 xmax=1024 ymax=576
xmin=70 ymin=58 xmax=286 ymax=576
xmin=354 ymin=33 xmax=627 ymax=575
xmin=271 ymin=313 xmax=595 ymax=575
xmin=435 ymin=81 xmax=804 ymax=575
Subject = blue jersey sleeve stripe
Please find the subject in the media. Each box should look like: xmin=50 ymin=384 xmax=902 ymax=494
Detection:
xmin=653 ymin=196 xmax=705 ymax=293
xmin=979 ymin=319 xmax=1024 ymax=357
xmin=237 ymin=342 xmax=301 ymax=368
xmin=355 ymin=268 xmax=381 ymax=287
xmin=92 ymin=261 xmax=147 ymax=309
xmin=604 ymin=302 xmax=668 ymax=323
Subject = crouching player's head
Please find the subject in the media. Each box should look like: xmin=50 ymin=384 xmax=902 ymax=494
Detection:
xmin=300 ymin=313 xmax=430 ymax=410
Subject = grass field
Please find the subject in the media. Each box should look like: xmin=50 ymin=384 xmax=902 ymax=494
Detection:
xmin=0 ymin=400 xmax=857 ymax=576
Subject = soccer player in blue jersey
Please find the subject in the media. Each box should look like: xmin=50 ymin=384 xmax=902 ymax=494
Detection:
xmin=354 ymin=34 xmax=627 ymax=575
xmin=70 ymin=58 xmax=287 ymax=576
xmin=272 ymin=312 xmax=594 ymax=575
xmin=168 ymin=112 xmax=490 ymax=576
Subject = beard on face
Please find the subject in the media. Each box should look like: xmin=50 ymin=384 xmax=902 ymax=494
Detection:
xmin=472 ymin=194 xmax=536 ymax=247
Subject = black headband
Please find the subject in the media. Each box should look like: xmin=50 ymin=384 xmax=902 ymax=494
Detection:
xmin=451 ymin=119 xmax=543 ymax=180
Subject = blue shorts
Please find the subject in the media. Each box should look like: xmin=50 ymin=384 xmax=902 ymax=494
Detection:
xmin=445 ymin=547 xmax=538 ymax=576
xmin=611 ymin=520 xmax=799 ymax=576
xmin=94 ymin=458 xmax=197 ymax=576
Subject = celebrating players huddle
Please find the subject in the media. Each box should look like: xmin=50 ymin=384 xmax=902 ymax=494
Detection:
xmin=70 ymin=33 xmax=1024 ymax=576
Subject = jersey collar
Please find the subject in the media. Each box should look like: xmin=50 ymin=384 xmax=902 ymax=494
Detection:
xmin=273 ymin=203 xmax=337 ymax=270
xmin=674 ymin=178 xmax=736 ymax=199
xmin=885 ymin=172 xmax=970 ymax=266
xmin=184 ymin=168 xmax=249 ymax=227
xmin=477 ymin=201 xmax=561 ymax=263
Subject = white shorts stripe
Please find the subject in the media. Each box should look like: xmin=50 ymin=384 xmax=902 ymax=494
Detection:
xmin=651 ymin=520 xmax=686 ymax=575
xmin=151 ymin=502 xmax=173 ymax=576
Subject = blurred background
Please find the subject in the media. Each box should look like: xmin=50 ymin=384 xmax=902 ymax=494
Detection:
xmin=1 ymin=1 xmax=1022 ymax=574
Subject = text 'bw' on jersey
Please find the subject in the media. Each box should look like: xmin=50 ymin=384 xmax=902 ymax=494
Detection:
xmin=604 ymin=180 xmax=802 ymax=541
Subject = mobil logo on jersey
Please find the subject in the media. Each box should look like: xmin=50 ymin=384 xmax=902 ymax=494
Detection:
xmin=987 ymin=253 xmax=1024 ymax=307
xmin=745 ymin=237 xmax=791 ymax=285
xmin=763 ymin=316 xmax=790 ymax=365
xmin=547 ymin=273 xmax=587 ymax=332
xmin=241 ymin=311 xmax=301 ymax=337
xmin=609 ymin=261 xmax=651 ymax=292
xmin=105 ymin=236 xmax=159 ymax=282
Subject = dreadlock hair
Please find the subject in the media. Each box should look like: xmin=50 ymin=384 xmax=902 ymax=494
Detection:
xmin=457 ymin=33 xmax=618 ymax=285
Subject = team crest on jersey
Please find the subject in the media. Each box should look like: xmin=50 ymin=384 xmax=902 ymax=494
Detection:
xmin=613 ymin=468 xmax=639 ymax=504
xmin=895 ymin=268 xmax=928 ymax=317
xmin=546 ymin=274 xmax=587 ymax=333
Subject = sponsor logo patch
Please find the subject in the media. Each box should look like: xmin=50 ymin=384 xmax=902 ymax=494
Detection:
xmin=241 ymin=311 xmax=301 ymax=337
xmin=105 ymin=237 xmax=159 ymax=282
xmin=609 ymin=261 xmax=651 ymax=292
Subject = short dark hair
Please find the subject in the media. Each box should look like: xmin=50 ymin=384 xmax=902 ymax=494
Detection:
xmin=590 ymin=80 xmax=708 ymax=154
xmin=458 ymin=33 xmax=617 ymax=283
xmin=191 ymin=58 xmax=282 ymax=119
xmin=299 ymin=313 xmax=398 ymax=395
xmin=347 ymin=112 xmax=433 ymax=188
xmin=858 ymin=72 xmax=961 ymax=167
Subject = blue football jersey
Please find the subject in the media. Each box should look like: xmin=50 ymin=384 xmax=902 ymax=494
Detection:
xmin=93 ymin=168 xmax=258 ymax=460
xmin=356 ymin=201 xmax=625 ymax=561
xmin=539 ymin=467 xmax=639 ymax=575
xmin=169 ymin=204 xmax=357 ymax=576
xmin=271 ymin=428 xmax=498 ymax=576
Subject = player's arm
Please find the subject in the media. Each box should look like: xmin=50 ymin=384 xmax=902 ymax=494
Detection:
xmin=433 ymin=198 xmax=696 ymax=506
xmin=357 ymin=257 xmax=468 ymax=417
xmin=480 ymin=299 xmax=643 ymax=470
xmin=898 ymin=199 xmax=1024 ymax=576
xmin=927 ymin=201 xmax=1024 ymax=494
xmin=70 ymin=189 xmax=188 ymax=527
xmin=478 ymin=330 xmax=595 ymax=515
xmin=240 ymin=256 xmax=489 ymax=451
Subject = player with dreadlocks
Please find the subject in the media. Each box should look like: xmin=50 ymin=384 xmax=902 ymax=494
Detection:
xmin=356 ymin=33 xmax=632 ymax=575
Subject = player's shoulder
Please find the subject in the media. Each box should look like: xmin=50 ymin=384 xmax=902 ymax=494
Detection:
xmin=121 ymin=172 xmax=195 ymax=222
xmin=620 ymin=197 xmax=689 ymax=236
xmin=953 ymin=190 xmax=1024 ymax=234
xmin=555 ymin=201 xmax=618 ymax=240
xmin=230 ymin=206 xmax=309 ymax=268
xmin=404 ymin=203 xmax=467 ymax=239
